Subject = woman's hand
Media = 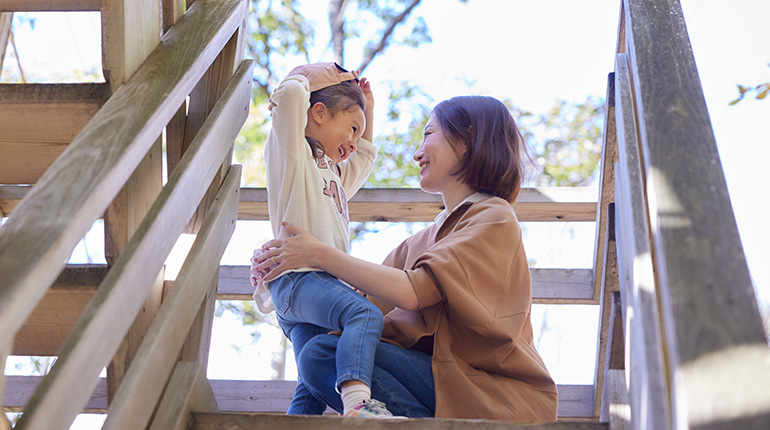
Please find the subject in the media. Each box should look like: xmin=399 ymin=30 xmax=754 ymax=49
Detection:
xmin=251 ymin=222 xmax=327 ymax=282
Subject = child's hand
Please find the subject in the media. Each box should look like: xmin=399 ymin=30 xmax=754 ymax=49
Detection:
xmin=250 ymin=248 xmax=271 ymax=286
xmin=357 ymin=73 xmax=374 ymax=143
xmin=357 ymin=74 xmax=374 ymax=113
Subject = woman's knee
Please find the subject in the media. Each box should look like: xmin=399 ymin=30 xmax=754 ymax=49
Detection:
xmin=297 ymin=335 xmax=339 ymax=379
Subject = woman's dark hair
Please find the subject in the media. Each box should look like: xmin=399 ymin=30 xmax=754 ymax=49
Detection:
xmin=432 ymin=95 xmax=527 ymax=203
xmin=306 ymin=80 xmax=365 ymax=157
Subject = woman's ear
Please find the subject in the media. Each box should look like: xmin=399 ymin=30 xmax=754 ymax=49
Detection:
xmin=309 ymin=102 xmax=327 ymax=125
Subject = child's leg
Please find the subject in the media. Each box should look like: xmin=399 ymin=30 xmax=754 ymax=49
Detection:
xmin=272 ymin=272 xmax=384 ymax=390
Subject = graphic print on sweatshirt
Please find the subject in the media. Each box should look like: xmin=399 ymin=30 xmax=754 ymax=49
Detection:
xmin=314 ymin=155 xmax=349 ymax=222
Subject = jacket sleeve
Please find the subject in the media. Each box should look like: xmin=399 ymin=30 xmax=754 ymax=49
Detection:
xmin=268 ymin=75 xmax=312 ymax=162
xmin=404 ymin=202 xmax=532 ymax=335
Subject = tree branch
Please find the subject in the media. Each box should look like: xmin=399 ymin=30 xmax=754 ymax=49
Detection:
xmin=357 ymin=0 xmax=421 ymax=74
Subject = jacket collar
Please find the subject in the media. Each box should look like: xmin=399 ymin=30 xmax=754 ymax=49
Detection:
xmin=434 ymin=192 xmax=494 ymax=229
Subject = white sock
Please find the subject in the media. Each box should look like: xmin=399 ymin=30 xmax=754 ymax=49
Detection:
xmin=341 ymin=383 xmax=371 ymax=415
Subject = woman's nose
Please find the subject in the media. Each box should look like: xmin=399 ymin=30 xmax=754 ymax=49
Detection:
xmin=413 ymin=144 xmax=424 ymax=162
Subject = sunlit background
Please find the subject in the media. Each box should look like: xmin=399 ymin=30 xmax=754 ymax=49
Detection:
xmin=2 ymin=0 xmax=768 ymax=428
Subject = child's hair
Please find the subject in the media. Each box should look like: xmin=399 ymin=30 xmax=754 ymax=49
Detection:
xmin=432 ymin=95 xmax=526 ymax=203
xmin=306 ymin=80 xmax=366 ymax=158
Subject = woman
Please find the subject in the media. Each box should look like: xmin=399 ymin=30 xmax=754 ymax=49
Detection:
xmin=253 ymin=95 xmax=558 ymax=421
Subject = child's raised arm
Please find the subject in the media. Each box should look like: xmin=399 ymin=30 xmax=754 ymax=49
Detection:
xmin=358 ymin=76 xmax=374 ymax=143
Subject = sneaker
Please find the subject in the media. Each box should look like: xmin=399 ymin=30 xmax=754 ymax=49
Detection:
xmin=343 ymin=398 xmax=405 ymax=419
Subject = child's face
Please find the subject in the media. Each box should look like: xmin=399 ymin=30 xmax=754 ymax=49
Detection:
xmin=308 ymin=104 xmax=365 ymax=164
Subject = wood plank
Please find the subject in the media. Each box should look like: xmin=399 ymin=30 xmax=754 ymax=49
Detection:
xmin=2 ymin=375 xmax=107 ymax=412
xmin=11 ymin=58 xmax=252 ymax=430
xmin=614 ymin=51 xmax=670 ymax=430
xmin=0 ymin=0 xmax=246 ymax=363
xmin=1 ymin=186 xmax=598 ymax=222
xmin=101 ymin=0 xmax=161 ymax=91
xmin=190 ymin=413 xmax=606 ymax=429
xmin=0 ymin=12 xmax=11 ymax=72
xmin=148 ymin=362 xmax=218 ymax=430
xmin=590 ymin=73 xmax=618 ymax=303
xmin=605 ymin=369 xmax=631 ymax=430
xmin=210 ymin=380 xmax=595 ymax=418
xmin=0 ymin=343 xmax=9 ymax=430
xmin=4 ymin=376 xmax=592 ymax=420
xmin=217 ymin=265 xmax=595 ymax=304
xmin=626 ymin=0 xmax=769 ymax=406
xmin=240 ymin=187 xmax=598 ymax=222
xmin=592 ymin=203 xmax=619 ymax=418
xmin=0 ymin=1 xmax=100 ymax=12
xmin=103 ymin=165 xmax=239 ymax=430
xmin=599 ymin=292 xmax=624 ymax=423
xmin=0 ymin=84 xmax=111 ymax=184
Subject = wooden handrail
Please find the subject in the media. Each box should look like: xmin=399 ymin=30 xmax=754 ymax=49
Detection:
xmin=12 ymin=56 xmax=252 ymax=430
xmin=103 ymin=165 xmax=241 ymax=430
xmin=0 ymin=0 xmax=246 ymax=360
xmin=2 ymin=186 xmax=598 ymax=222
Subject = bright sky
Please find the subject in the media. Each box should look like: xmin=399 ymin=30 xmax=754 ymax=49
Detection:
xmin=3 ymin=0 xmax=768 ymax=428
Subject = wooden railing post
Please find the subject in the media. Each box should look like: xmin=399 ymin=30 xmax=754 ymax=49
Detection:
xmin=623 ymin=0 xmax=770 ymax=428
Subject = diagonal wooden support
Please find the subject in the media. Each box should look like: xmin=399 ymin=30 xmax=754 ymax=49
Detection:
xmin=149 ymin=361 xmax=218 ymax=430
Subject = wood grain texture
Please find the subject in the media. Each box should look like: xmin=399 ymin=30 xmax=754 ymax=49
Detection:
xmin=0 ymin=83 xmax=110 ymax=184
xmin=239 ymin=187 xmax=598 ymax=222
xmin=103 ymin=165 xmax=239 ymax=430
xmin=0 ymin=0 xmax=246 ymax=365
xmin=614 ymin=51 xmax=670 ymax=430
xmin=0 ymin=186 xmax=598 ymax=222
xmin=148 ymin=362 xmax=218 ymax=430
xmin=593 ymin=203 xmax=619 ymax=418
xmin=0 ymin=13 xmax=11 ymax=71
xmin=625 ymin=0 xmax=770 ymax=426
xmin=12 ymin=57 xmax=251 ymax=430
xmin=0 ymin=0 xmax=100 ymax=11
xmin=190 ymin=412 xmax=606 ymax=430
xmin=590 ymin=73 xmax=618 ymax=302
xmin=216 ymin=265 xmax=595 ymax=304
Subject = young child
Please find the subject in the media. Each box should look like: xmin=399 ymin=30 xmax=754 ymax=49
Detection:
xmin=250 ymin=62 xmax=395 ymax=418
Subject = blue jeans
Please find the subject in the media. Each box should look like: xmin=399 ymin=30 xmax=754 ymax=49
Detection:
xmin=297 ymin=334 xmax=436 ymax=417
xmin=269 ymin=271 xmax=385 ymax=413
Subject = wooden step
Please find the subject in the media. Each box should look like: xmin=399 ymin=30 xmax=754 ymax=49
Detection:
xmin=0 ymin=0 xmax=101 ymax=12
xmin=3 ymin=376 xmax=596 ymax=419
xmin=0 ymin=186 xmax=598 ymax=222
xmin=10 ymin=264 xmax=594 ymax=356
xmin=189 ymin=412 xmax=607 ymax=430
xmin=0 ymin=83 xmax=111 ymax=184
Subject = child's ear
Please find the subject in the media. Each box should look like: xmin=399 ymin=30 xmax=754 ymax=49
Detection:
xmin=310 ymin=102 xmax=327 ymax=124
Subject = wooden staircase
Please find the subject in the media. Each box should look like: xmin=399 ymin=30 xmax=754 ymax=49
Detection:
xmin=1 ymin=0 xmax=768 ymax=429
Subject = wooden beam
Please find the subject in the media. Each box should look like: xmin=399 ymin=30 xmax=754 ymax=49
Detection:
xmin=614 ymin=51 xmax=670 ymax=429
xmin=12 ymin=265 xmax=108 ymax=356
xmin=0 ymin=83 xmax=111 ymax=184
xmin=592 ymin=202 xmax=619 ymax=418
xmin=0 ymin=0 xmax=246 ymax=365
xmin=604 ymin=369 xmax=631 ymax=430
xmin=100 ymin=0 xmax=164 ymax=404
xmin=590 ymin=73 xmax=618 ymax=303
xmin=11 ymin=58 xmax=252 ymax=430
xmin=599 ymin=292 xmax=625 ymax=423
xmin=190 ymin=412 xmax=604 ymax=430
xmin=0 ymin=1 xmax=100 ymax=12
xmin=217 ymin=265 xmax=595 ymax=304
xmin=103 ymin=165 xmax=239 ymax=430
xmin=148 ymin=362 xmax=218 ymax=430
xmin=1 ymin=186 xmax=598 ymax=222
xmin=626 ymin=0 xmax=767 ymax=368
xmin=239 ymin=187 xmax=599 ymax=223
xmin=4 ymin=376 xmax=593 ymax=420
xmin=0 ymin=12 xmax=11 ymax=72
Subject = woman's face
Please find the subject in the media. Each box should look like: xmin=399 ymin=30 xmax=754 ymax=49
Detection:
xmin=413 ymin=114 xmax=466 ymax=194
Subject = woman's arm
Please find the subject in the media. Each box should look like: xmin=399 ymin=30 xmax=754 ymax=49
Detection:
xmin=254 ymin=222 xmax=419 ymax=310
